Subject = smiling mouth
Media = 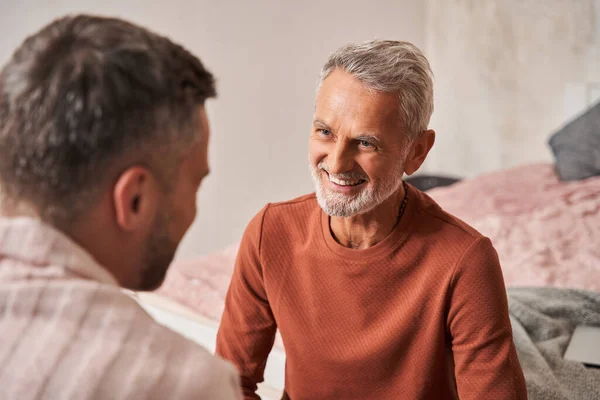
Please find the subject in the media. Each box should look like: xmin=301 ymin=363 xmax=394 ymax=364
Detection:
xmin=324 ymin=171 xmax=367 ymax=187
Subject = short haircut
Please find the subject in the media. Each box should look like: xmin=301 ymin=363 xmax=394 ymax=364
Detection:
xmin=0 ymin=15 xmax=216 ymax=224
xmin=319 ymin=39 xmax=434 ymax=138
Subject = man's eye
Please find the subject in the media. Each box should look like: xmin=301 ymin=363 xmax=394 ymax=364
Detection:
xmin=318 ymin=129 xmax=332 ymax=136
xmin=359 ymin=140 xmax=373 ymax=148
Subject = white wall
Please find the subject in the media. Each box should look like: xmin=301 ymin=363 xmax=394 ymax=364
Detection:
xmin=0 ymin=0 xmax=426 ymax=257
xmin=421 ymin=0 xmax=600 ymax=178
xmin=3 ymin=1 xmax=597 ymax=256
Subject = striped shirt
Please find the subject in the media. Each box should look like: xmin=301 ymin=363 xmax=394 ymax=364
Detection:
xmin=0 ymin=217 xmax=241 ymax=400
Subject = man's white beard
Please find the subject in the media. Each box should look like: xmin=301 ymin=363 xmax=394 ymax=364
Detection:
xmin=310 ymin=161 xmax=404 ymax=217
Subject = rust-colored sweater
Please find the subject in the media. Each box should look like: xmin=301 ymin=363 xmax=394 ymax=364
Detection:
xmin=216 ymin=184 xmax=527 ymax=400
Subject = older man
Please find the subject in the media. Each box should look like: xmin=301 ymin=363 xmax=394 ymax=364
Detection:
xmin=216 ymin=40 xmax=527 ymax=399
xmin=0 ymin=15 xmax=241 ymax=399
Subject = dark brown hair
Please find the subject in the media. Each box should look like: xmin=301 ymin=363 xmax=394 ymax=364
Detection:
xmin=0 ymin=14 xmax=216 ymax=223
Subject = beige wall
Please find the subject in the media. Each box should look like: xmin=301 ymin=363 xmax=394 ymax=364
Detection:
xmin=4 ymin=1 xmax=594 ymax=258
xmin=421 ymin=0 xmax=600 ymax=177
xmin=0 ymin=0 xmax=425 ymax=257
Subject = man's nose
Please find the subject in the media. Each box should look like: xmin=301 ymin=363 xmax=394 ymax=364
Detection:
xmin=327 ymin=141 xmax=355 ymax=175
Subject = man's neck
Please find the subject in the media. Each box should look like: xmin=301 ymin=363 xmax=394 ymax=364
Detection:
xmin=0 ymin=199 xmax=40 ymax=219
xmin=329 ymin=185 xmax=406 ymax=249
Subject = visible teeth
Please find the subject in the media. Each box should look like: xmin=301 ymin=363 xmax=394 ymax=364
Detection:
xmin=329 ymin=175 xmax=363 ymax=186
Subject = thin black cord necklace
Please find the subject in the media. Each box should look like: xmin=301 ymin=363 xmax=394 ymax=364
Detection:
xmin=397 ymin=181 xmax=409 ymax=222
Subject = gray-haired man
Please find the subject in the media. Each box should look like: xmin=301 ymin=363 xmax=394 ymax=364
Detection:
xmin=217 ymin=40 xmax=527 ymax=399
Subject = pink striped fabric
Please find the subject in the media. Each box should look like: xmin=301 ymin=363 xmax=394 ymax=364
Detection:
xmin=0 ymin=217 xmax=241 ymax=400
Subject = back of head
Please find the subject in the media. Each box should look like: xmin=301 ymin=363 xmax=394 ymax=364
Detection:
xmin=0 ymin=15 xmax=216 ymax=225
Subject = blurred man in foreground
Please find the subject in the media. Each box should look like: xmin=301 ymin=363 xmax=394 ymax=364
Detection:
xmin=0 ymin=15 xmax=240 ymax=400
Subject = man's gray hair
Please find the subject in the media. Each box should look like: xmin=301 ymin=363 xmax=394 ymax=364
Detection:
xmin=318 ymin=40 xmax=434 ymax=137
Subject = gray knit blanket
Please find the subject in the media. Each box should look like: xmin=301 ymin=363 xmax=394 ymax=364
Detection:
xmin=508 ymin=288 xmax=600 ymax=399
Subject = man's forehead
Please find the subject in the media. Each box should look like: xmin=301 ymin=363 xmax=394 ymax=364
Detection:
xmin=315 ymin=71 xmax=401 ymax=129
xmin=313 ymin=102 xmax=402 ymax=138
xmin=178 ymin=106 xmax=209 ymax=177
xmin=196 ymin=105 xmax=210 ymax=138
xmin=180 ymin=139 xmax=208 ymax=178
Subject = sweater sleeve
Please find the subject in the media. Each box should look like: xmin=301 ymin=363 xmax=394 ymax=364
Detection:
xmin=216 ymin=205 xmax=277 ymax=400
xmin=447 ymin=237 xmax=527 ymax=400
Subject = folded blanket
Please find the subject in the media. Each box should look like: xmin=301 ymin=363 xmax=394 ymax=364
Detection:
xmin=508 ymin=287 xmax=600 ymax=399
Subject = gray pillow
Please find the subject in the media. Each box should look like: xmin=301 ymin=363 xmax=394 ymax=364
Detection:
xmin=549 ymin=101 xmax=600 ymax=181
xmin=405 ymin=175 xmax=460 ymax=192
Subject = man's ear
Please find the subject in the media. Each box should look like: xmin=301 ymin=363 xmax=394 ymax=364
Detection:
xmin=113 ymin=167 xmax=160 ymax=232
xmin=404 ymin=129 xmax=435 ymax=176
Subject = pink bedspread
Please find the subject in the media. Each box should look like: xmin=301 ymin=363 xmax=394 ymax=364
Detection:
xmin=427 ymin=163 xmax=600 ymax=292
xmin=158 ymin=163 xmax=600 ymax=324
xmin=158 ymin=244 xmax=240 ymax=323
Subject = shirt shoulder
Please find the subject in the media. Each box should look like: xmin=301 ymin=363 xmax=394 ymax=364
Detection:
xmin=98 ymin=289 xmax=242 ymax=399
xmin=263 ymin=193 xmax=320 ymax=243
xmin=402 ymin=185 xmax=503 ymax=278
xmin=0 ymin=280 xmax=240 ymax=400
xmin=266 ymin=193 xmax=318 ymax=214
xmin=146 ymin=339 xmax=241 ymax=400
xmin=410 ymin=186 xmax=485 ymax=249
xmin=242 ymin=193 xmax=320 ymax=248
